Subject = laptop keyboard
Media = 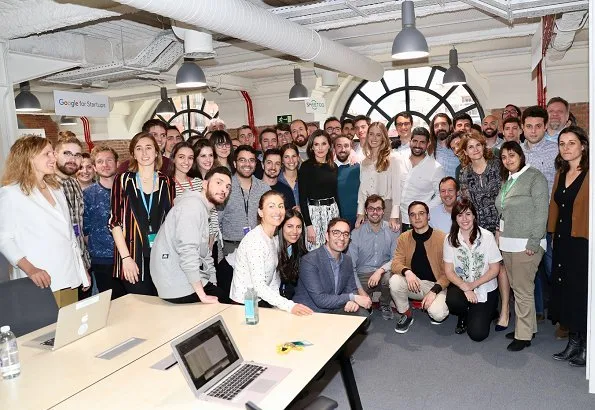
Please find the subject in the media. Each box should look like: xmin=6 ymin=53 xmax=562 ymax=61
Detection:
xmin=208 ymin=363 xmax=267 ymax=401
xmin=41 ymin=338 xmax=55 ymax=347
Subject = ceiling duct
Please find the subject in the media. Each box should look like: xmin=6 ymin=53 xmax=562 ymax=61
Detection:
xmin=548 ymin=11 xmax=588 ymax=61
xmin=110 ymin=0 xmax=384 ymax=81
xmin=171 ymin=23 xmax=217 ymax=59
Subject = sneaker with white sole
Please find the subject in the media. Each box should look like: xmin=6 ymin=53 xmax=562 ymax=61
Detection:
xmin=430 ymin=315 xmax=448 ymax=325
xmin=394 ymin=314 xmax=414 ymax=333
xmin=380 ymin=305 xmax=394 ymax=320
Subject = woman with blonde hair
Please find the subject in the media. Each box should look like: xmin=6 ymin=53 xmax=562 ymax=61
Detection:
xmin=0 ymin=136 xmax=89 ymax=306
xmin=355 ymin=122 xmax=402 ymax=231
xmin=109 ymin=132 xmax=175 ymax=295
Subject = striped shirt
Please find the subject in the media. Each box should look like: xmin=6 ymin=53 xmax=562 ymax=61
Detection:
xmin=58 ymin=175 xmax=91 ymax=270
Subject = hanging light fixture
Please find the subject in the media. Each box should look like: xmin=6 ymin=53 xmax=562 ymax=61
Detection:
xmin=443 ymin=46 xmax=466 ymax=86
xmin=14 ymin=81 xmax=42 ymax=112
xmin=289 ymin=68 xmax=308 ymax=101
xmin=155 ymin=87 xmax=176 ymax=116
xmin=59 ymin=116 xmax=77 ymax=125
xmin=391 ymin=1 xmax=429 ymax=60
xmin=176 ymin=60 xmax=207 ymax=88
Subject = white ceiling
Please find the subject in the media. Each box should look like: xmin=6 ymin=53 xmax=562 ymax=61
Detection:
xmin=1 ymin=0 xmax=589 ymax=99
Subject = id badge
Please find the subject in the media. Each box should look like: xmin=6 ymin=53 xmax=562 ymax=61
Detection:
xmin=499 ymin=219 xmax=504 ymax=232
xmin=148 ymin=233 xmax=157 ymax=248
xmin=73 ymin=223 xmax=81 ymax=237
xmin=242 ymin=226 xmax=251 ymax=235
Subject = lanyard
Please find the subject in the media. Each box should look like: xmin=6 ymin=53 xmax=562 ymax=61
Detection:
xmin=174 ymin=176 xmax=194 ymax=192
xmin=500 ymin=177 xmax=518 ymax=210
xmin=136 ymin=172 xmax=157 ymax=231
xmin=240 ymin=186 xmax=251 ymax=221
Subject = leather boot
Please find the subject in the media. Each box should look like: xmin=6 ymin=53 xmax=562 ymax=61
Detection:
xmin=569 ymin=334 xmax=587 ymax=367
xmin=553 ymin=333 xmax=581 ymax=361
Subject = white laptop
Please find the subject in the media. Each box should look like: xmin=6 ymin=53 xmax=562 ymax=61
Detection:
xmin=171 ymin=315 xmax=291 ymax=407
xmin=27 ymin=289 xmax=112 ymax=350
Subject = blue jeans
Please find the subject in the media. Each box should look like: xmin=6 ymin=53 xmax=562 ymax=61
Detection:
xmin=534 ymin=233 xmax=553 ymax=314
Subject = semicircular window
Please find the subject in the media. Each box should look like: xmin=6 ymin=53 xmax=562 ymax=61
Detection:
xmin=152 ymin=93 xmax=219 ymax=138
xmin=342 ymin=66 xmax=484 ymax=136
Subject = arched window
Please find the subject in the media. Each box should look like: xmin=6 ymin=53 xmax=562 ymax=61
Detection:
xmin=153 ymin=93 xmax=219 ymax=138
xmin=342 ymin=66 xmax=484 ymax=135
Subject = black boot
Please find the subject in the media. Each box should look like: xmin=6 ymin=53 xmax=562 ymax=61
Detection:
xmin=569 ymin=334 xmax=587 ymax=367
xmin=455 ymin=316 xmax=467 ymax=334
xmin=553 ymin=332 xmax=581 ymax=361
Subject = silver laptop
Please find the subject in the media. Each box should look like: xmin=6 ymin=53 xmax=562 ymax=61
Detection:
xmin=27 ymin=289 xmax=112 ymax=350
xmin=171 ymin=315 xmax=291 ymax=407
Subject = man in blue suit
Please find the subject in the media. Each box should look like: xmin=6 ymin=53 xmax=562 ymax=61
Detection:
xmin=294 ymin=218 xmax=372 ymax=317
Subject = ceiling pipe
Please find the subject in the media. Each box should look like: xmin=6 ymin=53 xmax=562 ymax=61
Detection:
xmin=110 ymin=0 xmax=384 ymax=81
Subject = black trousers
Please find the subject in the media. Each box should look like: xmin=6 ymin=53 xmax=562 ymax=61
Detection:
xmin=216 ymin=258 xmax=234 ymax=300
xmin=446 ymin=285 xmax=498 ymax=342
xmin=163 ymin=282 xmax=231 ymax=304
xmin=93 ymin=263 xmax=126 ymax=300
xmin=121 ymin=257 xmax=157 ymax=296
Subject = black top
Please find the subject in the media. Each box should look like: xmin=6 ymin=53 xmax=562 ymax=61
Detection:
xmin=271 ymin=181 xmax=296 ymax=210
xmin=411 ymin=228 xmax=435 ymax=282
xmin=297 ymin=160 xmax=338 ymax=226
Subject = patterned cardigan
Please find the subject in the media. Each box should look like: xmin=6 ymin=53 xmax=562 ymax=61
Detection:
xmin=109 ymin=171 xmax=175 ymax=279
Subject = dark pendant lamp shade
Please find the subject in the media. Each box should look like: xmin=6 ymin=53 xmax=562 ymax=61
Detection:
xmin=443 ymin=47 xmax=466 ymax=86
xmin=155 ymin=87 xmax=176 ymax=116
xmin=289 ymin=68 xmax=308 ymax=101
xmin=176 ymin=61 xmax=207 ymax=89
xmin=391 ymin=1 xmax=429 ymax=60
xmin=15 ymin=81 xmax=42 ymax=112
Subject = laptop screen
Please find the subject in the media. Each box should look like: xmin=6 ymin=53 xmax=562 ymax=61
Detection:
xmin=175 ymin=320 xmax=240 ymax=390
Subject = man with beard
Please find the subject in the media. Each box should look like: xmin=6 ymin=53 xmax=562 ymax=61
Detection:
xmin=219 ymin=145 xmax=270 ymax=256
xmin=324 ymin=116 xmax=342 ymax=140
xmin=290 ymin=119 xmax=310 ymax=160
xmin=399 ymin=127 xmax=445 ymax=232
xmin=341 ymin=118 xmax=355 ymax=138
xmin=150 ymin=166 xmax=232 ymax=304
xmin=208 ymin=118 xmax=226 ymax=132
xmin=429 ymin=177 xmax=459 ymax=232
xmin=545 ymin=97 xmax=570 ymax=142
xmin=333 ymin=135 xmax=360 ymax=228
xmin=393 ymin=111 xmax=413 ymax=153
xmin=261 ymin=148 xmax=296 ymax=210
xmin=431 ymin=113 xmax=458 ymax=177
xmin=54 ymin=133 xmax=92 ymax=296
xmin=482 ymin=114 xmax=503 ymax=150
xmin=275 ymin=123 xmax=292 ymax=146
xmin=352 ymin=114 xmax=370 ymax=162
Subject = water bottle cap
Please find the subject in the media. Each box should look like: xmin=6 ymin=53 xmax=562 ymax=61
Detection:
xmin=0 ymin=326 xmax=9 ymax=333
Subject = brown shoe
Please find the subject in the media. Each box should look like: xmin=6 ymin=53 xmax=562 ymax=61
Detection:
xmin=556 ymin=324 xmax=569 ymax=340
xmin=536 ymin=314 xmax=545 ymax=323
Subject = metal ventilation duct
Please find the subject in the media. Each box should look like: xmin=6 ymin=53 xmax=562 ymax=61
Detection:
xmin=110 ymin=0 xmax=384 ymax=81
xmin=548 ymin=11 xmax=588 ymax=61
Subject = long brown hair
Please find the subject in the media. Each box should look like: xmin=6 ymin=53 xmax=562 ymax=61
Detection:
xmin=1 ymin=136 xmax=60 ymax=195
xmin=363 ymin=122 xmax=391 ymax=172
xmin=458 ymin=132 xmax=494 ymax=168
xmin=128 ymin=132 xmax=162 ymax=172
xmin=278 ymin=209 xmax=308 ymax=283
xmin=306 ymin=130 xmax=335 ymax=168
xmin=555 ymin=126 xmax=589 ymax=172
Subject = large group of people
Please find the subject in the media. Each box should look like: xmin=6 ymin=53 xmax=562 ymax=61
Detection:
xmin=0 ymin=96 xmax=589 ymax=369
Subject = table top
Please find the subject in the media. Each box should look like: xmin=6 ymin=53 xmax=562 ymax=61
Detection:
xmin=53 ymin=305 xmax=365 ymax=410
xmin=0 ymin=295 xmax=229 ymax=410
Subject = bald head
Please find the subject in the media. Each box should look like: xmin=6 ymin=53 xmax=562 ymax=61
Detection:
xmin=482 ymin=115 xmax=499 ymax=139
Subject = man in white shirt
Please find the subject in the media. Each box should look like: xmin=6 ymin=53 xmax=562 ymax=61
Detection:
xmin=399 ymin=127 xmax=445 ymax=231
xmin=393 ymin=111 xmax=413 ymax=153
xmin=429 ymin=177 xmax=458 ymax=233
xmin=352 ymin=115 xmax=370 ymax=162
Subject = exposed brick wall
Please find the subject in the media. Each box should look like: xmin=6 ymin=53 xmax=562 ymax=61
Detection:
xmin=490 ymin=102 xmax=589 ymax=133
xmin=91 ymin=139 xmax=132 ymax=163
xmin=17 ymin=115 xmax=60 ymax=145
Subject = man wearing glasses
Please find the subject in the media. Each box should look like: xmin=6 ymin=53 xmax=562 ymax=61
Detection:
xmin=389 ymin=201 xmax=449 ymax=333
xmin=324 ymin=116 xmax=342 ymax=139
xmin=294 ymin=218 xmax=372 ymax=317
xmin=218 ymin=145 xmax=270 ymax=256
xmin=349 ymin=195 xmax=398 ymax=320
xmin=393 ymin=111 xmax=413 ymax=153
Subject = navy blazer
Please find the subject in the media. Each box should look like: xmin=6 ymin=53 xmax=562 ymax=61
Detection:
xmin=293 ymin=246 xmax=358 ymax=313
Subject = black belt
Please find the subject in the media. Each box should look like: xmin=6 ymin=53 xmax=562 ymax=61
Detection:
xmin=308 ymin=197 xmax=336 ymax=206
xmin=223 ymin=240 xmax=242 ymax=245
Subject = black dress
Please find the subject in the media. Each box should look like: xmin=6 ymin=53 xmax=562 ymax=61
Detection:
xmin=549 ymin=171 xmax=588 ymax=334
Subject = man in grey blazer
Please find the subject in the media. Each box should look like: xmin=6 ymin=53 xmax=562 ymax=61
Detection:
xmin=294 ymin=218 xmax=372 ymax=317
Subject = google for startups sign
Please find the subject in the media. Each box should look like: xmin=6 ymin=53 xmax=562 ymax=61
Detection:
xmin=53 ymin=90 xmax=110 ymax=117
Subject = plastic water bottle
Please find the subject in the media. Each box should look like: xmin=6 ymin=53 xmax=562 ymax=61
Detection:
xmin=244 ymin=287 xmax=259 ymax=325
xmin=0 ymin=326 xmax=20 ymax=380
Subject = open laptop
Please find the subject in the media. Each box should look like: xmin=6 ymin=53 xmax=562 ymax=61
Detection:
xmin=26 ymin=289 xmax=112 ymax=350
xmin=171 ymin=315 xmax=291 ymax=407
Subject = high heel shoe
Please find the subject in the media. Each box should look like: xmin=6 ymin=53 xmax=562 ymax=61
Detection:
xmin=495 ymin=312 xmax=511 ymax=332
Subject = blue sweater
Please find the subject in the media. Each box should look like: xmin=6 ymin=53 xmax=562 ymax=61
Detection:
xmin=337 ymin=164 xmax=360 ymax=225
xmin=83 ymin=182 xmax=114 ymax=264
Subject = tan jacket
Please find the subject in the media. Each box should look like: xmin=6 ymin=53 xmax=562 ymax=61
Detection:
xmin=391 ymin=228 xmax=450 ymax=289
xmin=547 ymin=171 xmax=589 ymax=239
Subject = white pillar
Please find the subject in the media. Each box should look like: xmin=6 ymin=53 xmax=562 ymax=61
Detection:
xmin=588 ymin=0 xmax=594 ymax=393
xmin=0 ymin=39 xmax=18 ymax=164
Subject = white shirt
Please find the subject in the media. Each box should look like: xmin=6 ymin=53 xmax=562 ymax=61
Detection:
xmin=443 ymin=227 xmax=502 ymax=303
xmin=229 ymin=225 xmax=295 ymax=312
xmin=399 ymin=155 xmax=445 ymax=224
xmin=357 ymin=154 xmax=402 ymax=218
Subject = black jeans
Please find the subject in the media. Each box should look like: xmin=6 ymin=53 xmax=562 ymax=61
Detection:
xmin=446 ymin=285 xmax=498 ymax=342
xmin=121 ymin=257 xmax=157 ymax=296
xmin=92 ymin=263 xmax=126 ymax=300
xmin=216 ymin=258 xmax=234 ymax=299
xmin=163 ymin=282 xmax=231 ymax=304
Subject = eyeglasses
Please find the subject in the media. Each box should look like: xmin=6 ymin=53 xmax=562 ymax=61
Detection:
xmin=215 ymin=142 xmax=231 ymax=148
xmin=503 ymin=109 xmax=518 ymax=115
xmin=62 ymin=150 xmax=83 ymax=159
xmin=325 ymin=126 xmax=341 ymax=133
xmin=396 ymin=122 xmax=411 ymax=128
xmin=366 ymin=206 xmax=384 ymax=213
xmin=330 ymin=229 xmax=350 ymax=239
xmin=237 ymin=158 xmax=256 ymax=164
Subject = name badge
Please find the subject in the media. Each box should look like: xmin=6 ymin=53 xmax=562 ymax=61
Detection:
xmin=242 ymin=226 xmax=251 ymax=235
xmin=148 ymin=233 xmax=157 ymax=248
xmin=499 ymin=219 xmax=504 ymax=232
xmin=73 ymin=223 xmax=81 ymax=237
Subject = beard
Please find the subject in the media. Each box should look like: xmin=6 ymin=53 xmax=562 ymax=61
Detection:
xmin=206 ymin=189 xmax=226 ymax=206
xmin=293 ymin=135 xmax=308 ymax=147
xmin=483 ymin=128 xmax=497 ymax=138
xmin=57 ymin=161 xmax=78 ymax=176
xmin=335 ymin=152 xmax=349 ymax=163
xmin=436 ymin=130 xmax=449 ymax=141
xmin=264 ymin=169 xmax=280 ymax=180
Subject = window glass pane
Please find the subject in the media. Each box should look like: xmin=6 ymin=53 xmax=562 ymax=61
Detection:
xmin=359 ymin=80 xmax=387 ymax=103
xmin=346 ymin=94 xmax=371 ymax=117
xmin=383 ymin=69 xmax=405 ymax=90
xmin=408 ymin=90 xmax=440 ymax=118
xmin=408 ymin=66 xmax=432 ymax=87
xmin=378 ymin=92 xmax=406 ymax=121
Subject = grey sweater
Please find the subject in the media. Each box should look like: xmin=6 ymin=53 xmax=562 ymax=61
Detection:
xmin=150 ymin=191 xmax=215 ymax=299
xmin=495 ymin=166 xmax=549 ymax=252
